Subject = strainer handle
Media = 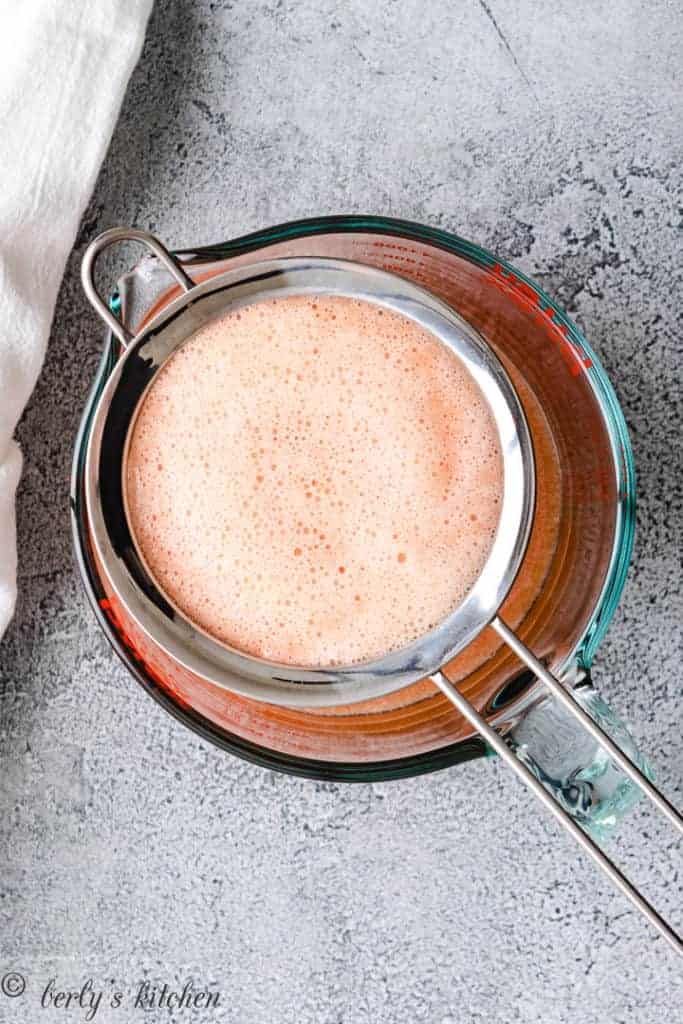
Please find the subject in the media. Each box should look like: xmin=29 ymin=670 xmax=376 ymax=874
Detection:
xmin=81 ymin=227 xmax=195 ymax=347
xmin=433 ymin=614 xmax=683 ymax=955
xmin=431 ymin=661 xmax=683 ymax=957
xmin=491 ymin=616 xmax=683 ymax=836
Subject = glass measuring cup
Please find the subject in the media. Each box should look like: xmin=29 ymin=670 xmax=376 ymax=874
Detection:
xmin=72 ymin=215 xmax=646 ymax=840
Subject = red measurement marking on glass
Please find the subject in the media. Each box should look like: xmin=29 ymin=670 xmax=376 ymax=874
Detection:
xmin=490 ymin=264 xmax=592 ymax=377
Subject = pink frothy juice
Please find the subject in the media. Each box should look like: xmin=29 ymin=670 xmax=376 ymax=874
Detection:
xmin=124 ymin=294 xmax=503 ymax=666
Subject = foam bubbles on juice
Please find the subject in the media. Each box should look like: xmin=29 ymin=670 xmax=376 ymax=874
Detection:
xmin=124 ymin=294 xmax=503 ymax=665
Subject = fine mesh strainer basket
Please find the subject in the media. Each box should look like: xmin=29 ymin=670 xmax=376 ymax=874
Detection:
xmin=78 ymin=226 xmax=682 ymax=953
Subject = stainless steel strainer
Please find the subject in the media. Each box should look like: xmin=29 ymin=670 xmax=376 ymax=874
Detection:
xmin=82 ymin=227 xmax=682 ymax=954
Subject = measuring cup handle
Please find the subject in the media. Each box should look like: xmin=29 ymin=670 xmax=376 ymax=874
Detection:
xmin=508 ymin=669 xmax=654 ymax=841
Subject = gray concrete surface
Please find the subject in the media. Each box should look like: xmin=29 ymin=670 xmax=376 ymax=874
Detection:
xmin=1 ymin=1 xmax=681 ymax=1021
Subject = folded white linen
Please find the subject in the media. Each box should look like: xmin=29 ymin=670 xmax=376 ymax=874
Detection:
xmin=0 ymin=0 xmax=154 ymax=638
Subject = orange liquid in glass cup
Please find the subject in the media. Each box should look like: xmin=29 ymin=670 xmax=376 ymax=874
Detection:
xmin=85 ymin=223 xmax=618 ymax=776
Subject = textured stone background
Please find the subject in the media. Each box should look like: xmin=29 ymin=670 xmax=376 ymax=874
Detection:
xmin=1 ymin=1 xmax=681 ymax=1021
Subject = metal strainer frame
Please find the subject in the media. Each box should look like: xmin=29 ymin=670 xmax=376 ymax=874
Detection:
xmin=82 ymin=228 xmax=682 ymax=954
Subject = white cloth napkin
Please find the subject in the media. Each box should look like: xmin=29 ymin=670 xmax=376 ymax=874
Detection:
xmin=0 ymin=0 xmax=153 ymax=639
